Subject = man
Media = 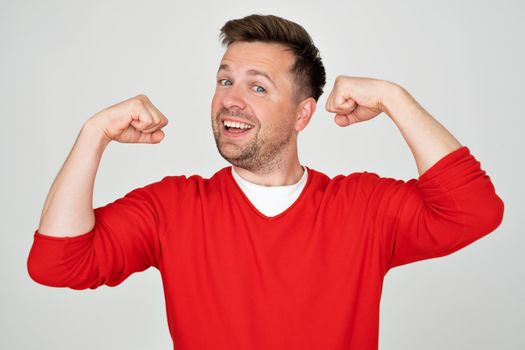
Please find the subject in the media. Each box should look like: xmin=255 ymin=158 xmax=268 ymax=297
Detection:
xmin=27 ymin=14 xmax=504 ymax=350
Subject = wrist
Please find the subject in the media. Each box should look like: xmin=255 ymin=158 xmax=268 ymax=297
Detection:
xmin=381 ymin=82 xmax=422 ymax=121
xmin=81 ymin=116 xmax=112 ymax=148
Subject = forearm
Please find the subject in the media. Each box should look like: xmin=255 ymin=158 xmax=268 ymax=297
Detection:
xmin=382 ymin=84 xmax=462 ymax=176
xmin=38 ymin=118 xmax=110 ymax=237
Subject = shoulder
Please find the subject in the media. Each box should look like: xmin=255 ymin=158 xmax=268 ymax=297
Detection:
xmin=309 ymin=167 xmax=418 ymax=200
xmin=307 ymin=167 xmax=370 ymax=197
xmin=309 ymin=167 xmax=380 ymax=188
xmin=145 ymin=166 xmax=231 ymax=196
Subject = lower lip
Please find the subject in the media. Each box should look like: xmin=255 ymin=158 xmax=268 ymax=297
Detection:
xmin=222 ymin=124 xmax=254 ymax=138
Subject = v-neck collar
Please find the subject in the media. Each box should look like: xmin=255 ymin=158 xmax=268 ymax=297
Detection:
xmin=225 ymin=165 xmax=314 ymax=221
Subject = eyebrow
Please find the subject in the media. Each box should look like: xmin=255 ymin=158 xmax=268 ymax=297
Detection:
xmin=217 ymin=64 xmax=276 ymax=87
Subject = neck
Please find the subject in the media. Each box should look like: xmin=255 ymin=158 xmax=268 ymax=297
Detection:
xmin=233 ymin=148 xmax=304 ymax=187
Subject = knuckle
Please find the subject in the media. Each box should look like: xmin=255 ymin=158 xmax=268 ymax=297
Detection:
xmin=335 ymin=75 xmax=348 ymax=85
xmin=130 ymin=97 xmax=145 ymax=108
xmin=135 ymin=93 xmax=149 ymax=100
xmin=134 ymin=94 xmax=151 ymax=106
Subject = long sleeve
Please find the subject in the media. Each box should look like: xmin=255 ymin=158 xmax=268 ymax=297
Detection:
xmin=360 ymin=146 xmax=505 ymax=270
xmin=27 ymin=176 xmax=172 ymax=290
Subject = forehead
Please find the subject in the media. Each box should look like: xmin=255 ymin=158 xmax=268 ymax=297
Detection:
xmin=218 ymin=41 xmax=295 ymax=76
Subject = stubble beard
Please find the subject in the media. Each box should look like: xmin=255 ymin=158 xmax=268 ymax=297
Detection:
xmin=211 ymin=112 xmax=294 ymax=174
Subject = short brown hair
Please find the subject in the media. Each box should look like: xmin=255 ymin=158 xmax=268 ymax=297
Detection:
xmin=219 ymin=14 xmax=326 ymax=102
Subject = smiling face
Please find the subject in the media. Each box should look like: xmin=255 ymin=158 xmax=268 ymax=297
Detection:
xmin=211 ymin=41 xmax=302 ymax=172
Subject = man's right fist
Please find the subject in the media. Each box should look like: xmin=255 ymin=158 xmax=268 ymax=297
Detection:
xmin=88 ymin=94 xmax=169 ymax=144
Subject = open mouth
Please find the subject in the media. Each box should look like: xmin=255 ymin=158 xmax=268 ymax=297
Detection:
xmin=222 ymin=120 xmax=255 ymax=138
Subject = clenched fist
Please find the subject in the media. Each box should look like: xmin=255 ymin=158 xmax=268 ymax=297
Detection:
xmin=87 ymin=94 xmax=169 ymax=144
xmin=325 ymin=76 xmax=401 ymax=127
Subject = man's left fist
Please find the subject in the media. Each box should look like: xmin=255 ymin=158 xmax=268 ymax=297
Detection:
xmin=325 ymin=76 xmax=397 ymax=127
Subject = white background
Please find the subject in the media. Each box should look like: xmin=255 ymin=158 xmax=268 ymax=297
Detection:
xmin=1 ymin=0 xmax=523 ymax=349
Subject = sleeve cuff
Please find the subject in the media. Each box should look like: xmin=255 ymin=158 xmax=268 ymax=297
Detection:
xmin=34 ymin=229 xmax=95 ymax=241
xmin=418 ymin=146 xmax=474 ymax=182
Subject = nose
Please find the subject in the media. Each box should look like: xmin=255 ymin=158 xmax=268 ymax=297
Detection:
xmin=221 ymin=83 xmax=247 ymax=110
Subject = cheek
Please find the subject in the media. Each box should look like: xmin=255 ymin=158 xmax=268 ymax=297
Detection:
xmin=267 ymin=103 xmax=293 ymax=127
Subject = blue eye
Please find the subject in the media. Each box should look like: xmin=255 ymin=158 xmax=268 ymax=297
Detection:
xmin=252 ymin=85 xmax=266 ymax=93
xmin=218 ymin=79 xmax=232 ymax=86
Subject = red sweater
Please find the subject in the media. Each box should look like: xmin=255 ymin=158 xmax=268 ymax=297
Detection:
xmin=27 ymin=146 xmax=504 ymax=349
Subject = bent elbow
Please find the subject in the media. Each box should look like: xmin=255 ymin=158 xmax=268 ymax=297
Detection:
xmin=481 ymin=193 xmax=505 ymax=234
xmin=27 ymin=245 xmax=67 ymax=288
xmin=26 ymin=230 xmax=99 ymax=289
xmin=463 ymin=192 xmax=505 ymax=242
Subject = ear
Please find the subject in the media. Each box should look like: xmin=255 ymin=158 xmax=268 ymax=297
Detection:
xmin=294 ymin=97 xmax=317 ymax=132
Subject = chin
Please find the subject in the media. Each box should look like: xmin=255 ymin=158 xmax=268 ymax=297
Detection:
xmin=218 ymin=147 xmax=256 ymax=168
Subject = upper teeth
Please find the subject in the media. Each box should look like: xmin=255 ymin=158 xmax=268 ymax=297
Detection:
xmin=224 ymin=120 xmax=254 ymax=129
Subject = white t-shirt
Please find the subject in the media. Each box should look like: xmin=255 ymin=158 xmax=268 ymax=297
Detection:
xmin=230 ymin=165 xmax=308 ymax=217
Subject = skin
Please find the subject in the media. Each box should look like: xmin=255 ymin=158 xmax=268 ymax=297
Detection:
xmin=325 ymin=76 xmax=462 ymax=176
xmin=37 ymin=95 xmax=170 ymax=237
xmin=211 ymin=41 xmax=317 ymax=186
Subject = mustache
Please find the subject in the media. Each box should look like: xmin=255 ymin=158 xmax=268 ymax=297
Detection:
xmin=216 ymin=107 xmax=256 ymax=125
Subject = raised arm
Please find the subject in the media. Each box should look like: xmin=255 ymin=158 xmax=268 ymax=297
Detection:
xmin=325 ymin=76 xmax=504 ymax=269
xmin=28 ymin=95 xmax=169 ymax=289
xmin=325 ymin=76 xmax=462 ymax=176
xmin=38 ymin=94 xmax=168 ymax=237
